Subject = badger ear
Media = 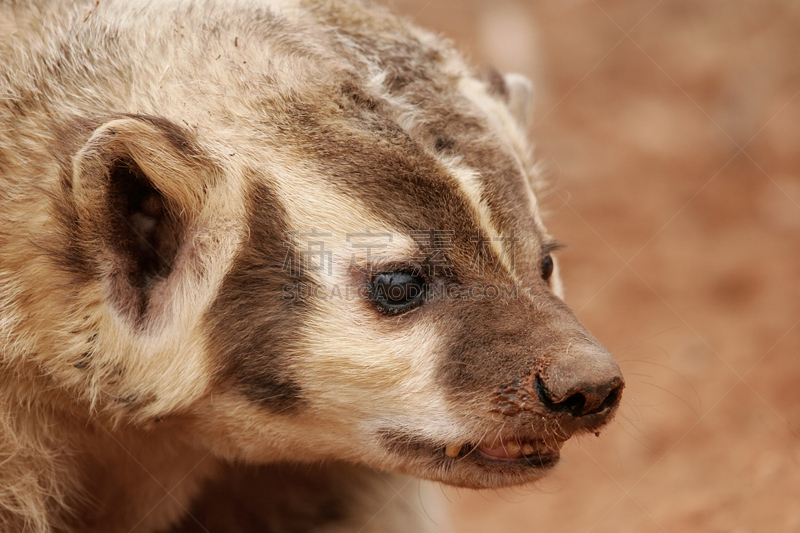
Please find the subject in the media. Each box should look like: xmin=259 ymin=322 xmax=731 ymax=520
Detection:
xmin=71 ymin=116 xmax=213 ymax=321
xmin=504 ymin=73 xmax=534 ymax=129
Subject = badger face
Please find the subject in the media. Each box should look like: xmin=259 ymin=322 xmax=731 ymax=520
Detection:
xmin=187 ymin=82 xmax=624 ymax=486
xmin=27 ymin=0 xmax=623 ymax=491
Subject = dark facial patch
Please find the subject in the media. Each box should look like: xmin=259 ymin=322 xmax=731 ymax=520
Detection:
xmin=205 ymin=179 xmax=307 ymax=412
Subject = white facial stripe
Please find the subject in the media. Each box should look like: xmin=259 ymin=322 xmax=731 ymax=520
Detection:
xmin=439 ymin=159 xmax=513 ymax=275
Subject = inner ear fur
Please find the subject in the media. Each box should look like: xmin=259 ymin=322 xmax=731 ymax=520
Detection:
xmin=72 ymin=116 xmax=212 ymax=320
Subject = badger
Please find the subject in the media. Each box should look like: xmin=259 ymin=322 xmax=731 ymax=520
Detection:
xmin=0 ymin=0 xmax=624 ymax=531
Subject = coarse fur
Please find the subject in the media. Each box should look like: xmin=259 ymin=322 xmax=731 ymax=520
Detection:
xmin=0 ymin=1 xmax=624 ymax=531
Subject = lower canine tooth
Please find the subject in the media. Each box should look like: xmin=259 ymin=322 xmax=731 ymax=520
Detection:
xmin=445 ymin=444 xmax=462 ymax=457
xmin=521 ymin=443 xmax=535 ymax=455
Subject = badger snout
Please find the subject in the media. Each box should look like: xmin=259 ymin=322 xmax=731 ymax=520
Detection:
xmin=491 ymin=341 xmax=624 ymax=431
xmin=534 ymin=343 xmax=624 ymax=419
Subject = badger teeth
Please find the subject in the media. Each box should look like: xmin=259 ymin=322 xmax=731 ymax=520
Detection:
xmin=505 ymin=441 xmax=521 ymax=455
xmin=521 ymin=442 xmax=535 ymax=455
xmin=445 ymin=444 xmax=463 ymax=457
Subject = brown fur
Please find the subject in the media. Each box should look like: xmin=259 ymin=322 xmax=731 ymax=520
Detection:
xmin=0 ymin=0 xmax=623 ymax=531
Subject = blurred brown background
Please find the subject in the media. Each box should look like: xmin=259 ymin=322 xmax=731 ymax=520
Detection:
xmin=380 ymin=0 xmax=800 ymax=531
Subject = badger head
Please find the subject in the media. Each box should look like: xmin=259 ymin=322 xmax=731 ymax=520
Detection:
xmin=40 ymin=0 xmax=623 ymax=490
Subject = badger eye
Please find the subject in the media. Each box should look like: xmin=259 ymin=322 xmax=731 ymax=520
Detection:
xmin=541 ymin=254 xmax=554 ymax=281
xmin=370 ymin=271 xmax=426 ymax=315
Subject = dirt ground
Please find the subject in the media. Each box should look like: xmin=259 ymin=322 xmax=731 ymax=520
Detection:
xmin=381 ymin=0 xmax=800 ymax=531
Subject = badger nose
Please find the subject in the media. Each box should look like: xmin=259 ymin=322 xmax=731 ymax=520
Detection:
xmin=536 ymin=344 xmax=624 ymax=418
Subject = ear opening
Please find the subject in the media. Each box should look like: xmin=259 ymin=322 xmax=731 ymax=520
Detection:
xmin=106 ymin=156 xmax=179 ymax=294
xmin=71 ymin=116 xmax=212 ymax=322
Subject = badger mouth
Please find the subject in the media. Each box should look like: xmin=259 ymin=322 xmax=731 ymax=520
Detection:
xmin=378 ymin=429 xmax=569 ymax=488
xmin=445 ymin=437 xmax=564 ymax=465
